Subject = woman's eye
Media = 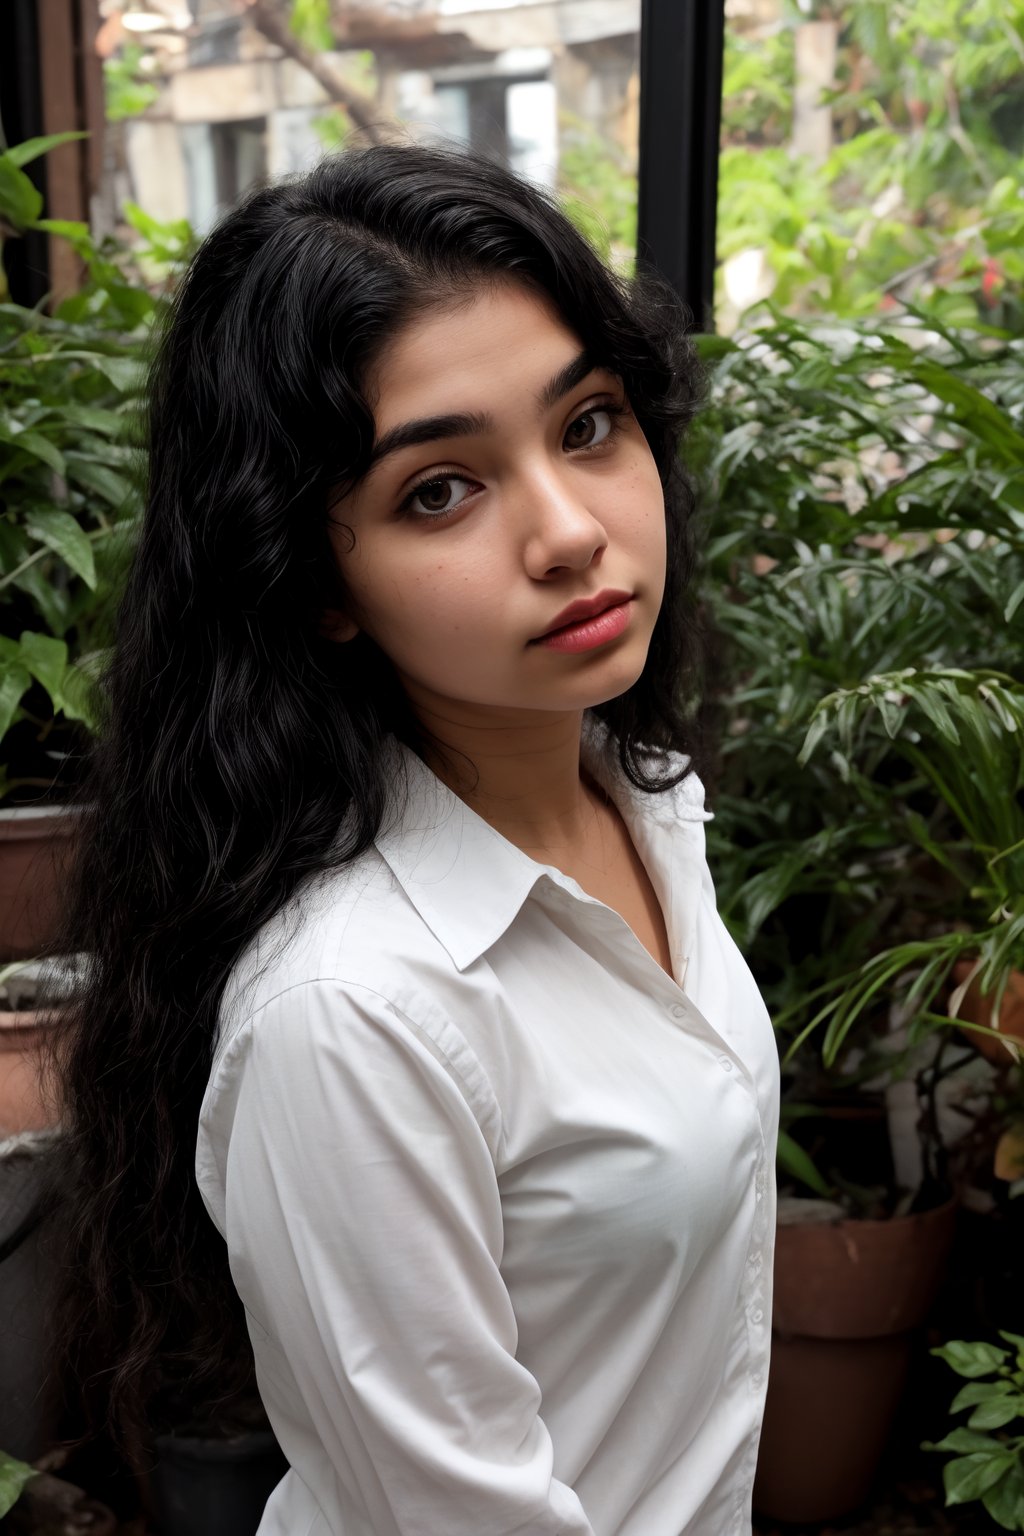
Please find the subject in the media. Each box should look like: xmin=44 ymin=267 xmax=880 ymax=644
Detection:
xmin=564 ymin=407 xmax=616 ymax=451
xmin=404 ymin=475 xmax=475 ymax=519
xmin=399 ymin=405 xmax=623 ymax=521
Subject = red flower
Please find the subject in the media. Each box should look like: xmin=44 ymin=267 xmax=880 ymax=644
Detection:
xmin=981 ymin=257 xmax=1004 ymax=307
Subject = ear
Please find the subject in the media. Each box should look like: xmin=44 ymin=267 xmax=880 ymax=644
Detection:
xmin=318 ymin=608 xmax=360 ymax=643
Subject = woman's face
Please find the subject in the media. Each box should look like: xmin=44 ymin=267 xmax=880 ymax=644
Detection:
xmin=325 ymin=281 xmax=667 ymax=725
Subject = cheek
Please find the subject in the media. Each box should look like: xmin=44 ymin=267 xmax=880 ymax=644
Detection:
xmin=620 ymin=461 xmax=667 ymax=557
xmin=348 ymin=540 xmax=501 ymax=651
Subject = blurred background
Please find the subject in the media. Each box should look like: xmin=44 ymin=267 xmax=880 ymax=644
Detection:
xmin=4 ymin=0 xmax=1021 ymax=331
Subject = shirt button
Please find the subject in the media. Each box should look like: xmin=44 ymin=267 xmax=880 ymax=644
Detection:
xmin=752 ymin=1309 xmax=764 ymax=1324
xmin=670 ymin=1004 xmax=685 ymax=1020
xmin=752 ymin=1373 xmax=764 ymax=1389
xmin=719 ymin=1056 xmax=733 ymax=1072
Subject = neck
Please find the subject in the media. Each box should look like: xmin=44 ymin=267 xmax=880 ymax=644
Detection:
xmin=409 ymin=701 xmax=607 ymax=858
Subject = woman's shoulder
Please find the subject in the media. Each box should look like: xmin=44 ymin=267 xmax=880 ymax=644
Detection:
xmin=214 ymin=839 xmax=460 ymax=1058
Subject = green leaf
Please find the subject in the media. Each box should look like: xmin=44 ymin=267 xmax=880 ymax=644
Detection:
xmin=930 ymin=1426 xmax=1006 ymax=1455
xmin=983 ymin=1460 xmax=1024 ymax=1532
xmin=290 ymin=0 xmax=333 ymax=50
xmin=933 ymin=1340 xmax=1010 ymax=1379
xmin=5 ymin=131 xmax=87 ymax=169
xmin=32 ymin=217 xmax=90 ymax=244
xmin=0 ymin=425 xmax=65 ymax=476
xmin=54 ymin=404 xmax=126 ymax=437
xmin=944 ymin=1450 xmax=1019 ymax=1506
xmin=797 ymin=709 xmax=832 ymax=766
xmin=739 ymin=849 xmax=810 ymax=936
xmin=910 ymin=360 xmax=1024 ymax=467
xmin=25 ymin=509 xmax=97 ymax=588
xmin=1006 ymin=581 xmax=1024 ymax=626
xmin=951 ymin=1380 xmax=1014 ymax=1413
xmin=968 ymin=1396 xmax=1024 ymax=1431
xmin=909 ymin=682 xmax=961 ymax=746
xmin=57 ymin=663 xmax=98 ymax=730
xmin=0 ymin=1450 xmax=38 ymax=1517
xmin=0 ymin=662 xmax=32 ymax=739
xmin=10 ymin=563 xmax=70 ymax=636
xmin=65 ymin=456 xmax=134 ymax=509
xmin=0 ymin=155 xmax=44 ymax=228
xmin=776 ymin=1128 xmax=834 ymax=1197
xmin=89 ymin=355 xmax=143 ymax=394
xmin=121 ymin=201 xmax=191 ymax=254
xmin=18 ymin=632 xmax=67 ymax=703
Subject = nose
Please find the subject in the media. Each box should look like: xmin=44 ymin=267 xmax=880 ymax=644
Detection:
xmin=519 ymin=462 xmax=608 ymax=580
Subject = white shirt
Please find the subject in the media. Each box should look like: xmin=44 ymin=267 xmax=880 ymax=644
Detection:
xmin=196 ymin=714 xmax=780 ymax=1536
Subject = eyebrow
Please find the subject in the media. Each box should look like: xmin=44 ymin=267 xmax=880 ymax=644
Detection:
xmin=367 ymin=348 xmax=603 ymax=470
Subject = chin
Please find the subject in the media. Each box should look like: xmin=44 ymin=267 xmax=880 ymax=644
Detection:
xmin=559 ymin=651 xmax=650 ymax=712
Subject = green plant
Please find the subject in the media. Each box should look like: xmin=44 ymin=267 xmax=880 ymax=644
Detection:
xmin=718 ymin=0 xmax=1024 ymax=327
xmin=557 ymin=109 xmax=637 ymax=275
xmin=785 ymin=666 xmax=1024 ymax=1066
xmin=0 ymin=1450 xmax=37 ymax=1518
xmin=0 ymin=139 xmax=183 ymax=802
xmin=924 ymin=1333 xmax=1024 ymax=1530
xmin=103 ymin=42 xmax=159 ymax=122
xmin=690 ymin=302 xmax=1024 ymax=1204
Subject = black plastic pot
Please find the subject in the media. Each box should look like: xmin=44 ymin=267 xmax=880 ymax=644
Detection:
xmin=152 ymin=1427 xmax=288 ymax=1536
xmin=0 ymin=1131 xmax=64 ymax=1462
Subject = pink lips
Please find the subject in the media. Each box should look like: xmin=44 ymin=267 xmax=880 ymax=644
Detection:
xmin=534 ymin=596 xmax=633 ymax=654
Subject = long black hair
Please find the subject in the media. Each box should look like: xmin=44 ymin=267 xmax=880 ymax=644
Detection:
xmin=49 ymin=140 xmax=711 ymax=1455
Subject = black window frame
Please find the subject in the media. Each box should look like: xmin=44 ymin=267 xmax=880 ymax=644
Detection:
xmin=637 ymin=0 xmax=726 ymax=333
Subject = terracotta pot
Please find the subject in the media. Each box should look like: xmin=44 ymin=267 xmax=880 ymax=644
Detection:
xmin=0 ymin=1010 xmax=61 ymax=1137
xmin=950 ymin=960 xmax=1024 ymax=1064
xmin=0 ymin=807 xmax=77 ymax=962
xmin=753 ymin=1197 xmax=958 ymax=1525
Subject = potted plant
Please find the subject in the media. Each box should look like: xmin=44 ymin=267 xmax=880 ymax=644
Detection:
xmin=0 ymin=136 xmax=186 ymax=959
xmin=0 ymin=146 xmax=291 ymax=1532
xmin=148 ymin=1394 xmax=289 ymax=1536
xmin=1 ymin=957 xmax=84 ymax=1465
xmin=924 ymin=1332 xmax=1024 ymax=1531
xmin=688 ymin=302 xmax=1023 ymax=1521
xmin=753 ymin=665 xmax=1022 ymax=1522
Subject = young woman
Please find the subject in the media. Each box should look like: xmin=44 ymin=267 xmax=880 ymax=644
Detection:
xmin=53 ymin=142 xmax=779 ymax=1535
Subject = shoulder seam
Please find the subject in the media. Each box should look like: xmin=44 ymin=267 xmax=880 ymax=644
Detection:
xmin=215 ymin=975 xmax=506 ymax=1164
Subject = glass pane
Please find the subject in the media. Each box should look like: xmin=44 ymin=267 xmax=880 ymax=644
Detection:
xmin=106 ymin=0 xmax=641 ymax=266
xmin=716 ymin=0 xmax=1023 ymax=333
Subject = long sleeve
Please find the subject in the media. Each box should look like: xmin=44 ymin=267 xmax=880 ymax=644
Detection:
xmin=206 ymin=978 xmax=596 ymax=1536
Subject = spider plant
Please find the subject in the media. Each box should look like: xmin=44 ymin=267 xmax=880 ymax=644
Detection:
xmin=689 ymin=302 xmax=1024 ymax=1202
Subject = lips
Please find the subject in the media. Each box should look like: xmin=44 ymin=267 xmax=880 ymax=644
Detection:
xmin=532 ymin=589 xmax=633 ymax=641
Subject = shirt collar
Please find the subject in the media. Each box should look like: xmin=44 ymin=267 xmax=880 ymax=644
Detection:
xmin=374 ymin=713 xmax=712 ymax=973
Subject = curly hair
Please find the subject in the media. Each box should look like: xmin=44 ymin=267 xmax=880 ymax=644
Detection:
xmin=46 ymin=141 xmax=712 ymax=1456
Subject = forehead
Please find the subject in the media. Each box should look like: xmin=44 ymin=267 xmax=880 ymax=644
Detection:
xmin=365 ymin=282 xmax=584 ymax=424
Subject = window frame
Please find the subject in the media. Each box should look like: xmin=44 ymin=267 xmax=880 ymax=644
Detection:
xmin=637 ymin=0 xmax=726 ymax=332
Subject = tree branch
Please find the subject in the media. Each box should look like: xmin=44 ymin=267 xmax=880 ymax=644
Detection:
xmin=242 ymin=0 xmax=395 ymax=145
